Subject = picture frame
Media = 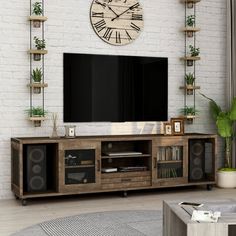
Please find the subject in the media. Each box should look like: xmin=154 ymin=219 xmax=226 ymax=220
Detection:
xmin=171 ymin=118 xmax=185 ymax=135
xmin=164 ymin=122 xmax=172 ymax=135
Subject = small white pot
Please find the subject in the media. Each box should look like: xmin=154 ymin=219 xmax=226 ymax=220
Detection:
xmin=217 ymin=170 xmax=236 ymax=188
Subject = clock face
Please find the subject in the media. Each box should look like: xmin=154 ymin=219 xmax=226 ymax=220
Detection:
xmin=90 ymin=0 xmax=143 ymax=46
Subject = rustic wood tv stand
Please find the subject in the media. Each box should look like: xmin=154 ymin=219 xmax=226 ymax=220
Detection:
xmin=11 ymin=133 xmax=217 ymax=205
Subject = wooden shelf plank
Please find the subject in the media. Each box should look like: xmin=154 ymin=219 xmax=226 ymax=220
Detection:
xmin=181 ymin=27 xmax=200 ymax=32
xmin=179 ymin=85 xmax=200 ymax=90
xmin=180 ymin=0 xmax=201 ymax=3
xmin=180 ymin=56 xmax=200 ymax=61
xmin=28 ymin=16 xmax=48 ymax=22
xmin=27 ymin=83 xmax=48 ymax=88
xmin=158 ymin=160 xmax=183 ymax=164
xmin=29 ymin=117 xmax=46 ymax=121
xmin=102 ymin=154 xmax=151 ymax=159
xmin=28 ymin=49 xmax=48 ymax=55
xmin=65 ymin=165 xmax=95 ymax=169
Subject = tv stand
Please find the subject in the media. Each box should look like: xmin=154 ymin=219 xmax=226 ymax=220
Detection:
xmin=11 ymin=133 xmax=216 ymax=205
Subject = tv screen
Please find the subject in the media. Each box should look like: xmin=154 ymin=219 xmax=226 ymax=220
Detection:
xmin=64 ymin=53 xmax=168 ymax=122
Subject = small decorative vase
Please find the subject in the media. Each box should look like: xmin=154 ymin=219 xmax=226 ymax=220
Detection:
xmin=51 ymin=113 xmax=59 ymax=138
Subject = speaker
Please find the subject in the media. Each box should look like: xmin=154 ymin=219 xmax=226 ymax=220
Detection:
xmin=27 ymin=145 xmax=47 ymax=192
xmin=189 ymin=140 xmax=205 ymax=181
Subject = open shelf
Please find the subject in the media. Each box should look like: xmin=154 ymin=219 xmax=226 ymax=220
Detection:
xmin=102 ymin=154 xmax=151 ymax=159
xmin=158 ymin=160 xmax=183 ymax=164
xmin=65 ymin=165 xmax=95 ymax=169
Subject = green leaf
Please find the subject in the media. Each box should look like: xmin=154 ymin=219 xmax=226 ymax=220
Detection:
xmin=200 ymin=93 xmax=222 ymax=121
xmin=216 ymin=112 xmax=233 ymax=138
xmin=229 ymin=97 xmax=236 ymax=120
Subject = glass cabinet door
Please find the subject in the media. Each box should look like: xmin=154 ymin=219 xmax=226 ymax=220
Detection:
xmin=59 ymin=141 xmax=101 ymax=192
xmin=64 ymin=149 xmax=96 ymax=185
xmin=153 ymin=138 xmax=188 ymax=186
xmin=157 ymin=146 xmax=183 ymax=179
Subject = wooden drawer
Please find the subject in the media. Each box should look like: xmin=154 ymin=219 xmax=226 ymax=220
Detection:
xmin=101 ymin=171 xmax=151 ymax=190
xmin=156 ymin=177 xmax=188 ymax=187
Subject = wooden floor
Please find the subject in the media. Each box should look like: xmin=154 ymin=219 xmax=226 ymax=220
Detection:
xmin=1 ymin=187 xmax=236 ymax=236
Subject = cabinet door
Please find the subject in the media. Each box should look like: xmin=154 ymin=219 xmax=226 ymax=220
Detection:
xmin=152 ymin=137 xmax=188 ymax=186
xmin=59 ymin=140 xmax=101 ymax=193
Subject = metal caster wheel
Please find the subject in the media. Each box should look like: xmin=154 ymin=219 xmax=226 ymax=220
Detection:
xmin=123 ymin=191 xmax=128 ymax=197
xmin=207 ymin=184 xmax=213 ymax=191
xmin=21 ymin=199 xmax=27 ymax=206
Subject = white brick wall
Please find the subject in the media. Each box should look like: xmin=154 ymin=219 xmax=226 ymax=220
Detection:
xmin=0 ymin=0 xmax=226 ymax=199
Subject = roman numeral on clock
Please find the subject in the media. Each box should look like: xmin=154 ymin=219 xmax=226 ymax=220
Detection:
xmin=94 ymin=19 xmax=106 ymax=32
xmin=92 ymin=12 xmax=104 ymax=18
xmin=116 ymin=31 xmax=121 ymax=44
xmin=130 ymin=22 xmax=140 ymax=32
xmin=103 ymin=28 xmax=113 ymax=41
xmin=132 ymin=13 xmax=143 ymax=21
xmin=125 ymin=30 xmax=132 ymax=41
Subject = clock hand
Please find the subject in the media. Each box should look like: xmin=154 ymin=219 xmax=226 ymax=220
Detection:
xmin=111 ymin=2 xmax=139 ymax=21
xmin=95 ymin=0 xmax=106 ymax=8
xmin=107 ymin=5 xmax=119 ymax=17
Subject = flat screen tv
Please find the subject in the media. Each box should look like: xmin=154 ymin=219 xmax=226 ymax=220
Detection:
xmin=64 ymin=53 xmax=168 ymax=122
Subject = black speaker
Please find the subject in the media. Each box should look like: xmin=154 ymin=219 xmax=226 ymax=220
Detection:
xmin=27 ymin=145 xmax=47 ymax=192
xmin=189 ymin=140 xmax=205 ymax=181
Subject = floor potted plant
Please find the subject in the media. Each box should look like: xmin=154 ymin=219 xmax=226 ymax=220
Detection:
xmin=201 ymin=93 xmax=236 ymax=188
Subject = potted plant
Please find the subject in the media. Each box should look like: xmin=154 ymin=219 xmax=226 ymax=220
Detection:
xmin=187 ymin=45 xmax=200 ymax=66
xmin=181 ymin=106 xmax=198 ymax=124
xmin=32 ymin=2 xmax=43 ymax=28
xmin=27 ymin=106 xmax=47 ymax=127
xmin=33 ymin=36 xmax=46 ymax=61
xmin=185 ymin=73 xmax=195 ymax=95
xmin=31 ymin=68 xmax=43 ymax=94
xmin=201 ymin=93 xmax=236 ymax=188
xmin=186 ymin=15 xmax=195 ymax=37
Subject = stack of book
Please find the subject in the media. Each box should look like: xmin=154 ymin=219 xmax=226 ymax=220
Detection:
xmin=158 ymin=168 xmax=179 ymax=178
xmin=158 ymin=146 xmax=182 ymax=161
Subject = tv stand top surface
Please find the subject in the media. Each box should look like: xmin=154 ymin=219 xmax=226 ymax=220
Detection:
xmin=11 ymin=133 xmax=217 ymax=144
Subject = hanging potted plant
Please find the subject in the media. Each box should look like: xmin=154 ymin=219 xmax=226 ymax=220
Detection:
xmin=201 ymin=93 xmax=236 ymax=188
xmin=27 ymin=106 xmax=47 ymax=127
xmin=187 ymin=45 xmax=200 ymax=66
xmin=31 ymin=68 xmax=43 ymax=94
xmin=32 ymin=36 xmax=46 ymax=61
xmin=181 ymin=106 xmax=198 ymax=124
xmin=184 ymin=15 xmax=199 ymax=37
xmin=31 ymin=2 xmax=43 ymax=28
xmin=185 ymin=73 xmax=195 ymax=95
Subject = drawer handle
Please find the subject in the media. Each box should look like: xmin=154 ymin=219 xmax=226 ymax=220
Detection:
xmin=121 ymin=178 xmax=132 ymax=182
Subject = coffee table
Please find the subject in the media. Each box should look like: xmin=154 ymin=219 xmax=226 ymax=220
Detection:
xmin=163 ymin=200 xmax=236 ymax=236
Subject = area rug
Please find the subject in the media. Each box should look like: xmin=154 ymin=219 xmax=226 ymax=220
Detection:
xmin=12 ymin=210 xmax=162 ymax=236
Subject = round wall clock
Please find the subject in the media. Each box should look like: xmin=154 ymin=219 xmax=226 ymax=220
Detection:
xmin=90 ymin=0 xmax=143 ymax=46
